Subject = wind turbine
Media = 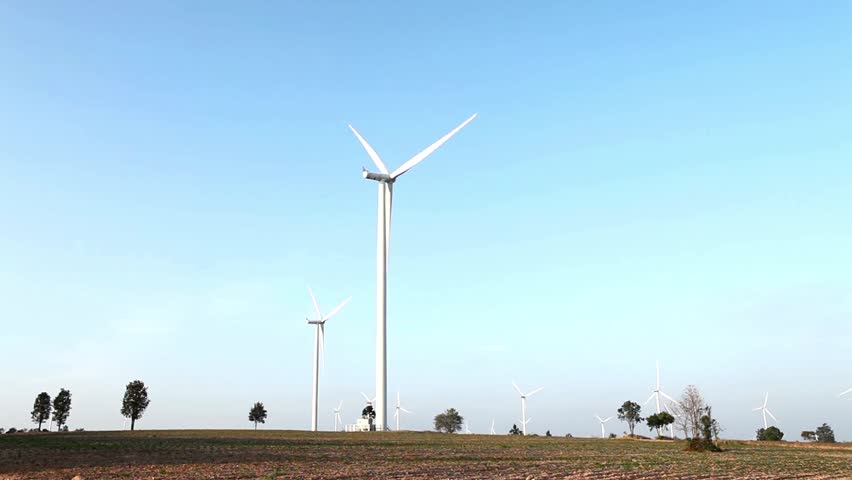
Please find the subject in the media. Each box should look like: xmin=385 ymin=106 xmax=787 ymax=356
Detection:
xmin=645 ymin=360 xmax=676 ymax=436
xmin=306 ymin=288 xmax=351 ymax=432
xmin=333 ymin=401 xmax=343 ymax=432
xmin=840 ymin=387 xmax=852 ymax=398
xmin=490 ymin=418 xmax=496 ymax=435
xmin=393 ymin=392 xmax=411 ymax=431
xmin=513 ymin=382 xmax=543 ymax=435
xmin=350 ymin=113 xmax=477 ymax=430
xmin=752 ymin=392 xmax=778 ymax=429
xmin=594 ymin=414 xmax=613 ymax=439
xmin=464 ymin=422 xmax=473 ymax=434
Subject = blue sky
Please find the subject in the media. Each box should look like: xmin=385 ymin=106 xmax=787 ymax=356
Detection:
xmin=1 ymin=1 xmax=851 ymax=440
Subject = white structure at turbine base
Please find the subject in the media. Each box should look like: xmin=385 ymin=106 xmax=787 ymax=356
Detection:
xmin=513 ymin=382 xmax=543 ymax=435
xmin=350 ymin=113 xmax=477 ymax=431
xmin=306 ymin=288 xmax=351 ymax=432
xmin=752 ymin=392 xmax=778 ymax=429
xmin=594 ymin=414 xmax=613 ymax=439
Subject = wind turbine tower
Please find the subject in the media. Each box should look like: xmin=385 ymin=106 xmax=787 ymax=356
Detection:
xmin=350 ymin=114 xmax=477 ymax=430
xmin=306 ymin=288 xmax=351 ymax=432
xmin=513 ymin=382 xmax=543 ymax=435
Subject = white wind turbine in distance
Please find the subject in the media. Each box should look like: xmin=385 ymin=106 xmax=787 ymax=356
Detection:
xmin=490 ymin=418 xmax=496 ymax=435
xmin=394 ymin=392 xmax=411 ymax=431
xmin=350 ymin=113 xmax=477 ymax=430
xmin=513 ymin=382 xmax=543 ymax=435
xmin=594 ymin=414 xmax=613 ymax=438
xmin=306 ymin=288 xmax=351 ymax=432
xmin=645 ymin=361 xmax=677 ymax=436
xmin=333 ymin=401 xmax=343 ymax=432
xmin=752 ymin=393 xmax=778 ymax=429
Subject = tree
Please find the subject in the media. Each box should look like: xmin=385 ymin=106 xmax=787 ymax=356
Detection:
xmin=31 ymin=392 xmax=52 ymax=431
xmin=121 ymin=380 xmax=150 ymax=431
xmin=815 ymin=423 xmax=835 ymax=443
xmin=756 ymin=426 xmax=784 ymax=441
xmin=545 ymin=430 xmax=552 ymax=437
xmin=434 ymin=408 xmax=463 ymax=433
xmin=248 ymin=402 xmax=267 ymax=430
xmin=697 ymin=407 xmax=722 ymax=451
xmin=676 ymin=385 xmax=705 ymax=439
xmin=617 ymin=401 xmax=643 ymax=436
xmin=801 ymin=431 xmax=816 ymax=441
xmin=509 ymin=424 xmax=522 ymax=435
xmin=52 ymin=389 xmax=72 ymax=431
xmin=361 ymin=404 xmax=376 ymax=421
xmin=646 ymin=412 xmax=675 ymax=437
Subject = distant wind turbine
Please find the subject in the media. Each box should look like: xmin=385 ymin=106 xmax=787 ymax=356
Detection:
xmin=333 ymin=401 xmax=343 ymax=432
xmin=645 ymin=360 xmax=676 ymax=436
xmin=752 ymin=392 xmax=778 ymax=429
xmin=306 ymin=288 xmax=351 ymax=432
xmin=594 ymin=414 xmax=613 ymax=439
xmin=513 ymin=382 xmax=543 ymax=436
xmin=464 ymin=423 xmax=472 ymax=434
xmin=490 ymin=418 xmax=496 ymax=435
xmin=351 ymin=113 xmax=477 ymax=430
xmin=393 ymin=392 xmax=411 ymax=431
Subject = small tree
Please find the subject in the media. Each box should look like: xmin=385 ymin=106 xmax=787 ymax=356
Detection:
xmin=815 ymin=423 xmax=835 ymax=443
xmin=31 ymin=392 xmax=52 ymax=431
xmin=121 ymin=380 xmax=150 ymax=431
xmin=361 ymin=404 xmax=376 ymax=421
xmin=757 ymin=426 xmax=784 ymax=441
xmin=545 ymin=430 xmax=552 ymax=437
xmin=52 ymin=389 xmax=72 ymax=431
xmin=248 ymin=402 xmax=267 ymax=430
xmin=509 ymin=424 xmax=522 ymax=435
xmin=677 ymin=385 xmax=705 ymax=439
xmin=617 ymin=401 xmax=643 ymax=436
xmin=801 ymin=431 xmax=816 ymax=441
xmin=434 ymin=408 xmax=463 ymax=433
xmin=647 ymin=412 xmax=675 ymax=437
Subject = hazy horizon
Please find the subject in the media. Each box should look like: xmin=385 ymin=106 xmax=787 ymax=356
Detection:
xmin=2 ymin=2 xmax=851 ymax=441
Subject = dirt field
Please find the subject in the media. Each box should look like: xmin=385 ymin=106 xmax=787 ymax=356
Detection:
xmin=1 ymin=430 xmax=850 ymax=479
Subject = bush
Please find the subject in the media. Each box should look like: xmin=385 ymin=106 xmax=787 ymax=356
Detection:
xmin=434 ymin=408 xmax=463 ymax=433
xmin=564 ymin=433 xmax=573 ymax=438
xmin=756 ymin=426 xmax=784 ymax=441
xmin=545 ymin=430 xmax=552 ymax=437
xmin=608 ymin=433 xmax=616 ymax=439
xmin=6 ymin=428 xmax=17 ymax=434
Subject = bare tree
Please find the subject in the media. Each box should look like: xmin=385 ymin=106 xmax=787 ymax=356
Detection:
xmin=677 ymin=385 xmax=705 ymax=439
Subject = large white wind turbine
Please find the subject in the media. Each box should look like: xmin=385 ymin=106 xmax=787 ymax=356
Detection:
xmin=752 ymin=392 xmax=778 ymax=429
xmin=350 ymin=114 xmax=477 ymax=430
xmin=306 ymin=288 xmax=351 ymax=432
xmin=594 ymin=414 xmax=613 ymax=439
xmin=393 ymin=392 xmax=411 ymax=431
xmin=645 ymin=360 xmax=676 ymax=436
xmin=333 ymin=401 xmax=343 ymax=432
xmin=513 ymin=382 xmax=543 ymax=435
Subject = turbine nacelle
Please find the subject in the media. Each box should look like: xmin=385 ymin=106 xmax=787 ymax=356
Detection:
xmin=362 ymin=168 xmax=392 ymax=183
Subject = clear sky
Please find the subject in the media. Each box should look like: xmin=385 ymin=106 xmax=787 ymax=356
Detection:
xmin=1 ymin=1 xmax=851 ymax=440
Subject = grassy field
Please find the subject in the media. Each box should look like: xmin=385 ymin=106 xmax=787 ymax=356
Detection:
xmin=1 ymin=430 xmax=850 ymax=479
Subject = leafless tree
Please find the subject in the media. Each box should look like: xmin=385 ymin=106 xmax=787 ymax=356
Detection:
xmin=677 ymin=385 xmax=705 ymax=439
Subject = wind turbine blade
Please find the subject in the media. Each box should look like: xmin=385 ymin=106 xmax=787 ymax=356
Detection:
xmin=766 ymin=409 xmax=778 ymax=423
xmin=361 ymin=392 xmax=372 ymax=402
xmin=308 ymin=287 xmax=322 ymax=319
xmin=764 ymin=392 xmax=769 ymax=408
xmin=348 ymin=125 xmax=389 ymax=174
xmin=840 ymin=387 xmax=852 ymax=397
xmin=645 ymin=393 xmax=656 ymax=405
xmin=526 ymin=387 xmax=543 ymax=397
xmin=323 ymin=296 xmax=352 ymax=321
xmin=603 ymin=417 xmax=613 ymax=422
xmin=594 ymin=414 xmax=603 ymax=422
xmin=390 ymin=113 xmax=477 ymax=179
xmin=400 ymin=407 xmax=411 ymax=414
xmin=752 ymin=407 xmax=763 ymax=411
xmin=338 ymin=401 xmax=343 ymax=410
xmin=660 ymin=391 xmax=676 ymax=403
xmin=656 ymin=360 xmax=660 ymax=389
xmin=512 ymin=382 xmax=523 ymax=396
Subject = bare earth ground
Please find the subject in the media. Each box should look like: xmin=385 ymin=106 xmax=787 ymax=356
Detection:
xmin=0 ymin=430 xmax=850 ymax=480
